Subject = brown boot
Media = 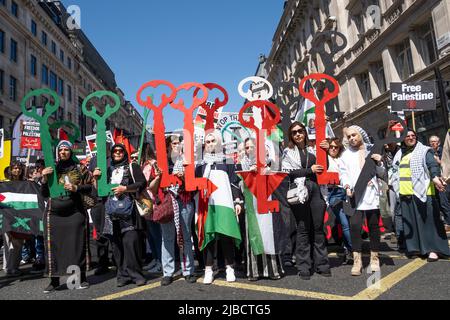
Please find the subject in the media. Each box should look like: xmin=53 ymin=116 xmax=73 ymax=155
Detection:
xmin=351 ymin=252 xmax=362 ymax=276
xmin=370 ymin=252 xmax=380 ymax=273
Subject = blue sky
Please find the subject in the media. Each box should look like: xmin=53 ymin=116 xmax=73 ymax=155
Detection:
xmin=63 ymin=0 xmax=284 ymax=131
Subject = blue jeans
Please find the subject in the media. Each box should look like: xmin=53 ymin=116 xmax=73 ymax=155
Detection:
xmin=147 ymin=220 xmax=162 ymax=262
xmin=388 ymin=188 xmax=404 ymax=240
xmin=160 ymin=199 xmax=195 ymax=277
xmin=328 ymin=188 xmax=352 ymax=252
xmin=35 ymin=236 xmax=44 ymax=262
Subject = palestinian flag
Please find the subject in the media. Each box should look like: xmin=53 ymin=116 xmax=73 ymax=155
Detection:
xmin=239 ymin=173 xmax=286 ymax=255
xmin=0 ymin=181 xmax=45 ymax=236
xmin=197 ymin=169 xmax=241 ymax=251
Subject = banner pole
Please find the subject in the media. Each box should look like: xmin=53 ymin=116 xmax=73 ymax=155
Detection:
xmin=24 ymin=148 xmax=31 ymax=178
xmin=138 ymin=107 xmax=151 ymax=165
xmin=412 ymin=112 xmax=416 ymax=132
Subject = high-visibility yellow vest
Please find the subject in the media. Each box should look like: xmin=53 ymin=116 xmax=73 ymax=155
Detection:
xmin=399 ymin=153 xmax=435 ymax=196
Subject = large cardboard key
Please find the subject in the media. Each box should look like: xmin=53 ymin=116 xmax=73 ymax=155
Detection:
xmin=20 ymin=89 xmax=66 ymax=198
xmin=82 ymin=91 xmax=121 ymax=197
xmin=238 ymin=100 xmax=287 ymax=214
xmin=136 ymin=80 xmax=179 ymax=189
xmin=299 ymin=74 xmax=340 ymax=186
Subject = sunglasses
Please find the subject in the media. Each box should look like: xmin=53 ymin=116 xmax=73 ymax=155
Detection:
xmin=205 ymin=139 xmax=216 ymax=144
xmin=131 ymin=156 xmax=138 ymax=160
xmin=291 ymin=129 xmax=305 ymax=136
xmin=329 ymin=145 xmax=340 ymax=150
xmin=113 ymin=149 xmax=124 ymax=154
xmin=245 ymin=146 xmax=254 ymax=150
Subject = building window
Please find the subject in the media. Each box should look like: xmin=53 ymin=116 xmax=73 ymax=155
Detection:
xmin=395 ymin=38 xmax=414 ymax=81
xmin=67 ymin=57 xmax=72 ymax=70
xmin=30 ymin=54 xmax=37 ymax=76
xmin=51 ymin=41 xmax=56 ymax=55
xmin=0 ymin=0 xmax=5 ymax=6
xmin=58 ymin=78 xmax=64 ymax=96
xmin=9 ymin=76 xmax=17 ymax=101
xmin=11 ymin=1 xmax=18 ymax=17
xmin=50 ymin=71 xmax=57 ymax=91
xmin=60 ymin=49 xmax=64 ymax=63
xmin=41 ymin=64 xmax=49 ymax=85
xmin=10 ymin=38 xmax=17 ymax=62
xmin=41 ymin=31 xmax=47 ymax=46
xmin=31 ymin=20 xmax=37 ymax=36
xmin=68 ymin=112 xmax=72 ymax=122
xmin=0 ymin=30 xmax=4 ymax=53
xmin=374 ymin=61 xmax=387 ymax=93
xmin=0 ymin=69 xmax=4 ymax=95
xmin=67 ymin=84 xmax=72 ymax=102
xmin=418 ymin=19 xmax=438 ymax=66
xmin=360 ymin=71 xmax=372 ymax=104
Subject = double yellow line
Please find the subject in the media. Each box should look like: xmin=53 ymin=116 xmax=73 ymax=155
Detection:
xmin=94 ymin=258 xmax=429 ymax=301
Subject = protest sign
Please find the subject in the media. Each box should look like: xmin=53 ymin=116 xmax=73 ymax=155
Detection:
xmin=20 ymin=121 xmax=41 ymax=150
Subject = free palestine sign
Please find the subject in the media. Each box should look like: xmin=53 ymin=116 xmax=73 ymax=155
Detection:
xmin=390 ymin=82 xmax=436 ymax=112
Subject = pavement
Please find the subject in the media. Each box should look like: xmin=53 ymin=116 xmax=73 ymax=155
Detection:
xmin=0 ymin=233 xmax=449 ymax=301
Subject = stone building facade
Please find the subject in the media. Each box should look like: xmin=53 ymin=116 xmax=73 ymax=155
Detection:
xmin=264 ymin=0 xmax=450 ymax=142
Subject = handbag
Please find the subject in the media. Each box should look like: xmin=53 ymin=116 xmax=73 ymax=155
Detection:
xmin=152 ymin=191 xmax=175 ymax=224
xmin=287 ymin=178 xmax=309 ymax=205
xmin=105 ymin=194 xmax=134 ymax=218
xmin=287 ymin=149 xmax=310 ymax=205
xmin=129 ymin=164 xmax=153 ymax=218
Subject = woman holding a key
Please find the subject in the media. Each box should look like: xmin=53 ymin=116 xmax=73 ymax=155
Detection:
xmin=41 ymin=141 xmax=92 ymax=293
xmin=282 ymin=122 xmax=331 ymax=280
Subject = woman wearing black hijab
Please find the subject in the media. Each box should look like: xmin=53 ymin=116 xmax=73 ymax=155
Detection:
xmin=41 ymin=141 xmax=92 ymax=293
xmin=93 ymin=144 xmax=147 ymax=287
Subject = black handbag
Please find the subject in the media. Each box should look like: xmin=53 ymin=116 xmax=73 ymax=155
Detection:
xmin=105 ymin=194 xmax=134 ymax=218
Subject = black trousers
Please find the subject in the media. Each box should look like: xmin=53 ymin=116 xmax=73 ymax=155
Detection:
xmin=111 ymin=224 xmax=145 ymax=283
xmin=350 ymin=210 xmax=381 ymax=253
xmin=90 ymin=202 xmax=111 ymax=268
xmin=291 ymin=183 xmax=329 ymax=273
xmin=204 ymin=236 xmax=235 ymax=267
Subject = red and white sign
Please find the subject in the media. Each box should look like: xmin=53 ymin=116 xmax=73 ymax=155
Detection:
xmin=20 ymin=122 xmax=41 ymax=150
xmin=85 ymin=131 xmax=114 ymax=155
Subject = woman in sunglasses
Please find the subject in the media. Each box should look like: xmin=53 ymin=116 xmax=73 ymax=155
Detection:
xmin=282 ymin=122 xmax=331 ymax=280
xmin=93 ymin=144 xmax=148 ymax=287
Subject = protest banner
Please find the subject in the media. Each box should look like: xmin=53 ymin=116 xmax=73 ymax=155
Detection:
xmin=85 ymin=131 xmax=114 ymax=155
xmin=20 ymin=121 xmax=41 ymax=150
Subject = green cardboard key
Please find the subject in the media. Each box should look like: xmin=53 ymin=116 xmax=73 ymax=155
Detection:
xmin=20 ymin=89 xmax=66 ymax=198
xmin=82 ymin=91 xmax=121 ymax=197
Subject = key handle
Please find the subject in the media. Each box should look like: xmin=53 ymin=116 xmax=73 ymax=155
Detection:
xmin=193 ymin=83 xmax=228 ymax=132
xmin=82 ymin=91 xmax=121 ymax=197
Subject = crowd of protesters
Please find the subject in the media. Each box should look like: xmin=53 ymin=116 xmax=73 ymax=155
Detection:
xmin=1 ymin=120 xmax=449 ymax=293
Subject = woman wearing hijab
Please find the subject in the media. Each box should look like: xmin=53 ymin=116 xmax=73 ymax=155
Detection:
xmin=339 ymin=126 xmax=384 ymax=276
xmin=195 ymin=131 xmax=242 ymax=285
xmin=282 ymin=122 xmax=331 ymax=280
xmin=41 ymin=141 xmax=92 ymax=293
xmin=392 ymin=129 xmax=450 ymax=261
xmin=94 ymin=144 xmax=147 ymax=287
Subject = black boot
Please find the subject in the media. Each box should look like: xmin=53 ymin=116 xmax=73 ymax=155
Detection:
xmin=44 ymin=277 xmax=60 ymax=294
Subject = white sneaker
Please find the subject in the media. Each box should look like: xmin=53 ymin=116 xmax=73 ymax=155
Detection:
xmin=203 ymin=268 xmax=214 ymax=285
xmin=226 ymin=267 xmax=236 ymax=282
